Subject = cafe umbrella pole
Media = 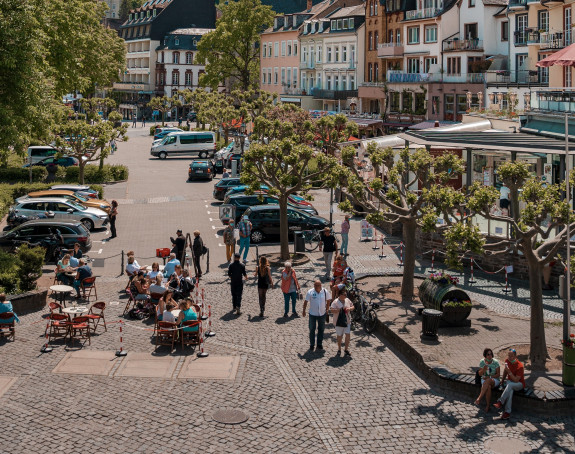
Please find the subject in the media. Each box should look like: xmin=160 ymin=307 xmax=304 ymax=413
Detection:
xmin=565 ymin=113 xmax=572 ymax=344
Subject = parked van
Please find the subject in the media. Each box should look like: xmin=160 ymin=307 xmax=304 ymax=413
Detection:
xmin=150 ymin=131 xmax=216 ymax=159
xmin=27 ymin=146 xmax=58 ymax=164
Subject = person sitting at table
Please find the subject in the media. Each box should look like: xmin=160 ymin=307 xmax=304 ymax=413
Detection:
xmin=73 ymin=259 xmax=92 ymax=298
xmin=126 ymin=256 xmax=142 ymax=276
xmin=162 ymin=301 xmax=177 ymax=323
xmin=72 ymin=243 xmax=83 ymax=260
xmin=56 ymin=254 xmax=75 ymax=285
xmin=176 ymin=298 xmax=198 ymax=333
xmin=149 ymin=274 xmax=166 ymax=295
xmin=0 ymin=293 xmax=20 ymax=324
xmin=130 ymin=271 xmax=150 ymax=302
xmin=157 ymin=289 xmax=176 ymax=321
xmin=168 ymin=265 xmax=185 ymax=300
xmin=148 ymin=262 xmax=161 ymax=281
xmin=163 ymin=253 xmax=180 ymax=278
xmin=180 ymin=269 xmax=195 ymax=299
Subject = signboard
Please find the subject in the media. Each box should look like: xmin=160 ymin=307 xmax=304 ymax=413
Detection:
xmin=483 ymin=168 xmax=491 ymax=186
xmin=219 ymin=204 xmax=236 ymax=223
xmin=505 ymin=265 xmax=513 ymax=274
xmin=360 ymin=219 xmax=374 ymax=241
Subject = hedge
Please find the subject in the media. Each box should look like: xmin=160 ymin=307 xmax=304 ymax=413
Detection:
xmin=0 ymin=167 xmax=47 ymax=183
xmin=63 ymin=164 xmax=129 ymax=184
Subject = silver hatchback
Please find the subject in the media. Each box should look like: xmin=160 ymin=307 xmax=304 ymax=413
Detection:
xmin=10 ymin=197 xmax=109 ymax=231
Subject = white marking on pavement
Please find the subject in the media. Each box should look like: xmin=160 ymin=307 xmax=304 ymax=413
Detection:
xmin=97 ymin=249 xmax=102 ymax=254
xmin=209 ymin=218 xmax=213 ymax=222
xmin=218 ymin=243 xmax=224 ymax=247
xmin=205 ymin=204 xmax=209 ymax=208
xmin=214 ymin=233 xmax=219 ymax=238
xmin=212 ymin=225 xmax=216 ymax=230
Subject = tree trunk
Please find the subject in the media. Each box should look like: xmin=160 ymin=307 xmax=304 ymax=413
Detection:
xmin=279 ymin=196 xmax=290 ymax=260
xmin=400 ymin=221 xmax=417 ymax=298
xmin=528 ymin=261 xmax=548 ymax=370
xmin=78 ymin=161 xmax=85 ymax=185
xmin=161 ymin=111 xmax=165 ymax=126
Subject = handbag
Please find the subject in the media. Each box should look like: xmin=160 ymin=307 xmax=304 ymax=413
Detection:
xmin=336 ymin=303 xmax=348 ymax=327
xmin=233 ymin=228 xmax=240 ymax=240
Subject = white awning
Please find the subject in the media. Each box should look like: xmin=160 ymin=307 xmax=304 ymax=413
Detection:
xmin=280 ymin=97 xmax=301 ymax=103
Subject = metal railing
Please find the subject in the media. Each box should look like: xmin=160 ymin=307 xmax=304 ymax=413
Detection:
xmin=485 ymin=70 xmax=546 ymax=87
xmin=378 ymin=42 xmax=404 ymax=57
xmin=443 ymin=39 xmax=484 ymax=52
xmin=311 ymin=88 xmax=358 ymax=100
xmin=532 ymin=88 xmax=575 ymax=114
xmin=299 ymin=60 xmax=315 ymax=70
xmin=405 ymin=7 xmax=439 ymax=20
xmin=508 ymin=0 xmax=527 ymax=8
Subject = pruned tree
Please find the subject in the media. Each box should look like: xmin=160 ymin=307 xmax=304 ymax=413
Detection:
xmin=251 ymin=103 xmax=313 ymax=144
xmin=147 ymin=95 xmax=182 ymax=126
xmin=79 ymin=97 xmax=117 ymax=123
xmin=314 ymin=113 xmax=359 ymax=155
xmin=452 ymin=161 xmax=575 ymax=369
xmin=336 ymin=144 xmax=466 ymax=298
xmin=195 ymin=0 xmax=275 ymax=90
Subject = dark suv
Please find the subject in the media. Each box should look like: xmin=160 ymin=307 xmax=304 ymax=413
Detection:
xmin=242 ymin=205 xmax=329 ymax=243
xmin=0 ymin=219 xmax=92 ymax=252
xmin=213 ymin=177 xmax=242 ymax=200
xmin=222 ymin=193 xmax=318 ymax=224
xmin=188 ymin=159 xmax=215 ymax=181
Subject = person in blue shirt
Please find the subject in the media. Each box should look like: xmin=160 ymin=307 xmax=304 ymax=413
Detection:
xmin=0 ymin=293 xmax=20 ymax=324
xmin=163 ymin=253 xmax=181 ymax=277
xmin=73 ymin=259 xmax=93 ymax=298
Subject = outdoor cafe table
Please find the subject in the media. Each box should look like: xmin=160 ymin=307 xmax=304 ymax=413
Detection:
xmin=50 ymin=285 xmax=74 ymax=308
xmin=62 ymin=306 xmax=89 ymax=319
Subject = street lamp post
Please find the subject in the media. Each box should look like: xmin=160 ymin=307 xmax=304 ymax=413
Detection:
xmin=565 ymin=113 xmax=571 ymax=343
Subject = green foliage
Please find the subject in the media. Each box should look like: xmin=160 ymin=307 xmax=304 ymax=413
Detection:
xmin=0 ymin=167 xmax=47 ymax=183
xmin=443 ymin=222 xmax=485 ymax=269
xmin=147 ymin=95 xmax=182 ymax=126
xmin=195 ymin=0 xmax=275 ymax=90
xmin=63 ymin=164 xmax=128 ymax=184
xmin=119 ymin=0 xmax=140 ymax=21
xmin=79 ymin=97 xmax=117 ymax=123
xmin=150 ymin=125 xmax=158 ymax=136
xmin=314 ymin=114 xmax=359 ymax=155
xmin=0 ymin=245 xmax=44 ymax=294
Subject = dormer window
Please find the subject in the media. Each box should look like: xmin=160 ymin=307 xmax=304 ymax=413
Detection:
xmin=311 ymin=22 xmax=316 ymax=33
xmin=331 ymin=20 xmax=336 ymax=30
xmin=175 ymin=38 xmax=180 ymax=45
xmin=146 ymin=10 xmax=150 ymax=17
xmin=274 ymin=18 xmax=278 ymax=29
xmin=349 ymin=18 xmax=354 ymax=28
xmin=293 ymin=15 xmax=297 ymax=27
xmin=343 ymin=19 xmax=348 ymax=29
xmin=337 ymin=19 xmax=342 ymax=30
xmin=153 ymin=9 xmax=156 ymax=16
xmin=129 ymin=13 xmax=132 ymax=20
xmin=193 ymin=39 xmax=197 ymax=46
xmin=305 ymin=23 xmax=309 ymax=34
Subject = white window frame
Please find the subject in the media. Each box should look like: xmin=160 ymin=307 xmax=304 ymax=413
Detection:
xmin=327 ymin=47 xmax=332 ymax=62
xmin=408 ymin=26 xmax=420 ymax=44
xmin=424 ymin=25 xmax=437 ymax=43
xmin=281 ymin=41 xmax=286 ymax=56
xmin=274 ymin=42 xmax=279 ymax=57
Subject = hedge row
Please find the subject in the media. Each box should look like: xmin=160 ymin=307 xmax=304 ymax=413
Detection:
xmin=62 ymin=164 xmax=129 ymax=184
xmin=0 ymin=182 xmax=103 ymax=219
xmin=0 ymin=167 xmax=47 ymax=183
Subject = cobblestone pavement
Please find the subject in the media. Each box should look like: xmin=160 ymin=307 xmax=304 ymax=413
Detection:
xmin=1 ymin=125 xmax=573 ymax=453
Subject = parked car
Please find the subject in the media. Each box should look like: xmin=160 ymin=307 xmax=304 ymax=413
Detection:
xmin=0 ymin=219 xmax=92 ymax=253
xmin=50 ymin=185 xmax=99 ymax=199
xmin=188 ymin=159 xmax=215 ymax=181
xmin=26 ymin=146 xmax=58 ymax=164
xmin=241 ymin=205 xmax=329 ymax=243
xmin=153 ymin=127 xmax=182 ymax=140
xmin=187 ymin=112 xmax=197 ymax=122
xmin=23 ymin=156 xmax=79 ymax=169
xmin=224 ymin=186 xmax=314 ymax=209
xmin=221 ymin=193 xmax=318 ymax=225
xmin=151 ymin=131 xmax=217 ymax=159
xmin=224 ymin=185 xmax=270 ymax=198
xmin=224 ymin=152 xmax=243 ymax=170
xmin=18 ymin=190 xmax=111 ymax=213
xmin=10 ymin=198 xmax=109 ymax=231
xmin=213 ymin=177 xmax=242 ymax=200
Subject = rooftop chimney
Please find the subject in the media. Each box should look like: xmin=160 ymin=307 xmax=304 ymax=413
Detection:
xmin=307 ymin=0 xmax=313 ymax=10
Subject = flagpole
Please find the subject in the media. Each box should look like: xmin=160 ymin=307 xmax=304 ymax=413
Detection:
xmin=565 ymin=112 xmax=571 ymax=343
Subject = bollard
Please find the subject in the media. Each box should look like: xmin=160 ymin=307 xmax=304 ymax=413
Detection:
xmin=469 ymin=257 xmax=476 ymax=284
xmin=430 ymin=249 xmax=436 ymax=272
xmin=398 ymin=242 xmax=404 ymax=267
xmin=372 ymin=235 xmax=379 ymax=250
xmin=115 ymin=320 xmax=127 ymax=357
xmin=205 ymin=303 xmax=216 ymax=337
xmin=197 ymin=323 xmax=209 ymax=357
xmin=41 ymin=319 xmax=53 ymax=353
xmin=378 ymin=236 xmax=387 ymax=258
xmin=502 ymin=267 xmax=511 ymax=293
xmin=200 ymin=288 xmax=208 ymax=320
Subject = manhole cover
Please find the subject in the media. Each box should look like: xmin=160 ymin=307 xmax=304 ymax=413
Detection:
xmin=484 ymin=436 xmax=532 ymax=454
xmin=212 ymin=408 xmax=249 ymax=424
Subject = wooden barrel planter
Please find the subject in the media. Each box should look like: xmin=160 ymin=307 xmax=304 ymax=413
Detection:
xmin=418 ymin=279 xmax=471 ymax=325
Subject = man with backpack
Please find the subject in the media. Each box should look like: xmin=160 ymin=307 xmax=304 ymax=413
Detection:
xmin=302 ymin=280 xmax=332 ymax=352
xmin=192 ymin=230 xmax=206 ymax=279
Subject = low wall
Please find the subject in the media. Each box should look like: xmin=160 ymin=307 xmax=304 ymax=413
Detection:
xmin=9 ymin=290 xmax=48 ymax=315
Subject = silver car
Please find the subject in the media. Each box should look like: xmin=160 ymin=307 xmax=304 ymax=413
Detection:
xmin=10 ymin=197 xmax=109 ymax=231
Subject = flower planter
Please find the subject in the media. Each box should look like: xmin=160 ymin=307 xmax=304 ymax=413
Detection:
xmin=9 ymin=290 xmax=48 ymax=315
xmin=418 ymin=279 xmax=471 ymax=325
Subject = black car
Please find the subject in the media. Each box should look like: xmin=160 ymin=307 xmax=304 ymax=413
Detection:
xmin=222 ymin=193 xmax=318 ymax=224
xmin=188 ymin=160 xmax=215 ymax=181
xmin=213 ymin=177 xmax=242 ymax=200
xmin=242 ymin=205 xmax=329 ymax=243
xmin=0 ymin=219 xmax=92 ymax=253
xmin=213 ymin=157 xmax=224 ymax=174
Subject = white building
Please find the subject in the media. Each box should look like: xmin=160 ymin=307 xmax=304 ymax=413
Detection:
xmin=299 ymin=5 xmax=365 ymax=112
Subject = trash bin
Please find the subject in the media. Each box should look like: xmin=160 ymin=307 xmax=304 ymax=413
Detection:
xmin=294 ymin=232 xmax=305 ymax=253
xmin=421 ymin=309 xmax=442 ymax=338
xmin=562 ymin=345 xmax=575 ymax=386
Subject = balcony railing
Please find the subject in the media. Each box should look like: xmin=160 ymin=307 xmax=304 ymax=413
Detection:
xmin=508 ymin=0 xmax=527 ymax=8
xmin=532 ymin=88 xmax=575 ymax=114
xmin=299 ymin=61 xmax=315 ymax=70
xmin=378 ymin=42 xmax=404 ymax=58
xmin=112 ymin=82 xmax=152 ymax=91
xmin=405 ymin=7 xmax=439 ymax=20
xmin=485 ymin=70 xmax=547 ymax=87
xmin=539 ymin=32 xmax=565 ymax=49
xmin=311 ymin=88 xmax=358 ymax=100
xmin=386 ymin=70 xmax=485 ymax=83
xmin=387 ymin=70 xmax=430 ymax=83
xmin=514 ymin=30 xmax=528 ymax=45
xmin=443 ymin=39 xmax=484 ymax=52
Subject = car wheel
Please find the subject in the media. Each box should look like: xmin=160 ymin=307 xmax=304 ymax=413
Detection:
xmin=251 ymin=229 xmax=264 ymax=244
xmin=159 ymin=152 xmax=167 ymax=160
xmin=81 ymin=218 xmax=94 ymax=231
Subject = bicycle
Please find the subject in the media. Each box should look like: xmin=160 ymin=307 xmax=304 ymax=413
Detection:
xmin=301 ymin=223 xmax=340 ymax=252
xmin=349 ymin=284 xmax=379 ymax=334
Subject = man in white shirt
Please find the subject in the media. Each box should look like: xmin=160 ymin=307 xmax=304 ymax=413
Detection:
xmin=302 ymin=279 xmax=332 ymax=352
xmin=163 ymin=253 xmax=180 ymax=277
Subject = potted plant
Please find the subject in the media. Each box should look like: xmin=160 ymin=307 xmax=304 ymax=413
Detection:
xmin=441 ymin=298 xmax=472 ymax=324
xmin=562 ymin=333 xmax=575 ymax=364
xmin=428 ymin=271 xmax=459 ymax=286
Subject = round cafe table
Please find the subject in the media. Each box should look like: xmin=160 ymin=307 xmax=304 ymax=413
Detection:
xmin=62 ymin=306 xmax=89 ymax=319
xmin=50 ymin=285 xmax=75 ymax=308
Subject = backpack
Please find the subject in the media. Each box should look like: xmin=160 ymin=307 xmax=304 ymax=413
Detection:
xmin=128 ymin=308 xmax=146 ymax=320
xmin=201 ymin=245 xmax=208 ymax=256
xmin=336 ymin=303 xmax=348 ymax=327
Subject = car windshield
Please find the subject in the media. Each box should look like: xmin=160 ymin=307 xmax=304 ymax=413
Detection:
xmin=67 ymin=201 xmax=86 ymax=211
xmin=74 ymin=193 xmax=89 ymax=202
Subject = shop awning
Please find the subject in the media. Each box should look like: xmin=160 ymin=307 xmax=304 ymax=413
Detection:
xmin=521 ymin=117 xmax=575 ymax=140
xmin=399 ymin=130 xmax=571 ymax=154
xmin=280 ymin=97 xmax=301 ymax=103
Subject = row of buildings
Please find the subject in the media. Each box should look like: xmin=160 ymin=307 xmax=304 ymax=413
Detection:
xmin=260 ymin=0 xmax=575 ymax=127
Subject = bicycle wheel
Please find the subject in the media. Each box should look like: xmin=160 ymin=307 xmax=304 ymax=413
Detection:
xmin=353 ymin=298 xmax=364 ymax=322
xmin=363 ymin=309 xmax=378 ymax=334
xmin=304 ymin=231 xmax=320 ymax=252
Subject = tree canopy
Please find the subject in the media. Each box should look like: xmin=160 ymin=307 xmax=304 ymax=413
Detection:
xmin=195 ymin=0 xmax=275 ymax=90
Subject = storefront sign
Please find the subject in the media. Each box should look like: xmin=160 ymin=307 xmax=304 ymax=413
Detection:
xmin=360 ymin=219 xmax=374 ymax=240
xmin=483 ymin=169 xmax=491 ymax=186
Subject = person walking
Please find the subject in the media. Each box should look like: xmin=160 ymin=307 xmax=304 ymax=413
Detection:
xmin=132 ymin=114 xmax=137 ymax=128
xmin=192 ymin=230 xmax=204 ymax=279
xmin=109 ymin=200 xmax=118 ymax=239
xmin=170 ymin=229 xmax=186 ymax=264
xmin=330 ymin=287 xmax=353 ymax=357
xmin=110 ymin=139 xmax=117 ymax=155
xmin=228 ymin=252 xmax=247 ymax=315
xmin=254 ymin=256 xmax=273 ymax=317
xmin=493 ymin=349 xmax=525 ymax=420
xmin=302 ymin=280 xmax=332 ymax=352
xmin=280 ymin=262 xmax=301 ymax=318
xmin=223 ymin=221 xmax=236 ymax=264
xmin=340 ymin=215 xmax=350 ymax=256
xmin=319 ymin=227 xmax=338 ymax=277
xmin=237 ymin=215 xmax=252 ymax=264
xmin=141 ymin=116 xmax=146 ymax=127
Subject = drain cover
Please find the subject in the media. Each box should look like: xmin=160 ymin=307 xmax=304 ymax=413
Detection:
xmin=212 ymin=408 xmax=249 ymax=424
xmin=484 ymin=436 xmax=531 ymax=454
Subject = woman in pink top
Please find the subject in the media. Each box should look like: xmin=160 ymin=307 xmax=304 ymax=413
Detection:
xmin=340 ymin=215 xmax=350 ymax=256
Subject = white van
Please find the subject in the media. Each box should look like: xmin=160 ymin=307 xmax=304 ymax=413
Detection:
xmin=150 ymin=131 xmax=217 ymax=159
xmin=27 ymin=146 xmax=58 ymax=164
